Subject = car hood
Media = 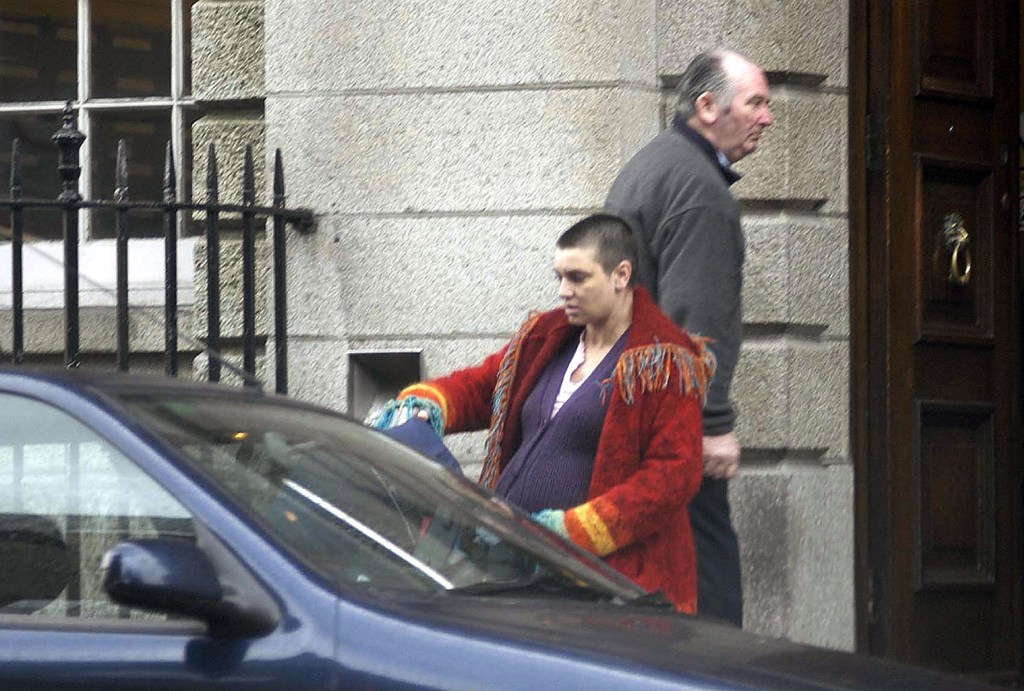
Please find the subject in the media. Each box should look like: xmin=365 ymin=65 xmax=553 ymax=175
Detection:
xmin=386 ymin=594 xmax=992 ymax=690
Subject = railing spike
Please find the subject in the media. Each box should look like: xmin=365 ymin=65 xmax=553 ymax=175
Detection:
xmin=242 ymin=144 xmax=255 ymax=205
xmin=10 ymin=138 xmax=22 ymax=193
xmin=114 ymin=139 xmax=129 ymax=202
xmin=240 ymin=144 xmax=257 ymax=380
xmin=163 ymin=140 xmax=177 ymax=202
xmin=271 ymin=148 xmax=288 ymax=393
xmin=273 ymin=148 xmax=285 ymax=202
xmin=206 ymin=142 xmax=219 ymax=196
xmin=161 ymin=140 xmax=178 ymax=375
xmin=205 ymin=140 xmax=221 ymax=383
xmin=115 ymin=138 xmax=131 ymax=372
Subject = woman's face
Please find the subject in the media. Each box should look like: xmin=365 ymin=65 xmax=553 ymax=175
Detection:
xmin=553 ymin=245 xmax=625 ymax=326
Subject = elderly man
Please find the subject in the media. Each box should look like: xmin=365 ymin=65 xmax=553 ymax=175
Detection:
xmin=604 ymin=49 xmax=773 ymax=627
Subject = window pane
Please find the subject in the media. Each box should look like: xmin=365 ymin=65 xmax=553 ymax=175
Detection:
xmin=0 ymin=393 xmax=194 ymax=620
xmin=184 ymin=0 xmax=197 ymax=95
xmin=0 ymin=1 xmax=77 ymax=103
xmin=181 ymin=108 xmax=202 ymax=236
xmin=0 ymin=113 xmax=66 ymax=241
xmin=89 ymin=110 xmax=171 ymax=238
xmin=92 ymin=0 xmax=170 ymax=98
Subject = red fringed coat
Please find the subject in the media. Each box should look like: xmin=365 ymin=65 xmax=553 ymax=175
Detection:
xmin=398 ymin=287 xmax=714 ymax=612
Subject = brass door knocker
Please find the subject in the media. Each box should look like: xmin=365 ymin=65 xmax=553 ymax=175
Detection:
xmin=942 ymin=213 xmax=972 ymax=287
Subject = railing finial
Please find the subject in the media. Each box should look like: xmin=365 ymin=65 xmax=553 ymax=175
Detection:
xmin=52 ymin=101 xmax=85 ymax=203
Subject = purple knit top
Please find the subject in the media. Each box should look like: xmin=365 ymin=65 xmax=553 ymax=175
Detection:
xmin=493 ymin=328 xmax=628 ymax=513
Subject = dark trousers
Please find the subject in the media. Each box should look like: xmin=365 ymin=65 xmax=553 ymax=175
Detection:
xmin=689 ymin=476 xmax=743 ymax=627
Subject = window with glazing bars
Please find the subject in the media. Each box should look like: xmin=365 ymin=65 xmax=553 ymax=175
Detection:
xmin=0 ymin=0 xmax=198 ymax=240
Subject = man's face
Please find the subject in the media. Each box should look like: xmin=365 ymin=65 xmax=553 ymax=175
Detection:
xmin=707 ymin=58 xmax=773 ymax=163
xmin=553 ymin=245 xmax=625 ymax=326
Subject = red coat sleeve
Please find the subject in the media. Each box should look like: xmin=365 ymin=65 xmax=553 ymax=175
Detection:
xmin=562 ymin=387 xmax=704 ymax=556
xmin=397 ymin=346 xmax=508 ymax=434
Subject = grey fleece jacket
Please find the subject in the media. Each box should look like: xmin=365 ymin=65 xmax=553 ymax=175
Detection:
xmin=604 ymin=119 xmax=744 ymax=436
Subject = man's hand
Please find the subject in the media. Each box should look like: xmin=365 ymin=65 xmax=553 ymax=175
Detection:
xmin=703 ymin=432 xmax=740 ymax=479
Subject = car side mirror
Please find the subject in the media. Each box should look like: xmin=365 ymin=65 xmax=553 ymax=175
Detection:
xmin=102 ymin=538 xmax=276 ymax=638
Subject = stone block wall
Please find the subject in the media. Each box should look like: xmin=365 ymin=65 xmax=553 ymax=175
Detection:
xmin=191 ymin=0 xmax=266 ymax=183
xmin=190 ymin=0 xmax=271 ymax=377
xmin=0 ymin=307 xmax=198 ymax=377
xmin=263 ymin=0 xmax=663 ymax=417
xmin=251 ymin=0 xmax=854 ymax=650
xmin=192 ymin=0 xmax=266 ymax=102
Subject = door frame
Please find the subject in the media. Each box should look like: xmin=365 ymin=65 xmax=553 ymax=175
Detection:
xmin=849 ymin=0 xmax=890 ymax=657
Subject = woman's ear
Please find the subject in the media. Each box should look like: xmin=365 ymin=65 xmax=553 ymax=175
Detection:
xmin=613 ymin=260 xmax=632 ymax=292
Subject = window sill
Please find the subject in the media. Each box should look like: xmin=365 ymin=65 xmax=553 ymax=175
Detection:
xmin=0 ymin=238 xmax=196 ymax=309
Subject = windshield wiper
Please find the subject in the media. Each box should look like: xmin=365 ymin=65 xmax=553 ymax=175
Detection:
xmin=449 ymin=570 xmax=610 ymax=600
xmin=627 ymin=590 xmax=676 ymax=610
xmin=451 ymin=572 xmax=676 ymax=610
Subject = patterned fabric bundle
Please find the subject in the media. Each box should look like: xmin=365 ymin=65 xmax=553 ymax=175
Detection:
xmin=365 ymin=395 xmax=444 ymax=437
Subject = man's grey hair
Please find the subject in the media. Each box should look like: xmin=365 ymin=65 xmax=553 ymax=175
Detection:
xmin=675 ymin=50 xmax=743 ymax=119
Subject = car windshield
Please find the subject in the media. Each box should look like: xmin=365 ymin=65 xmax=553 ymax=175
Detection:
xmin=113 ymin=391 xmax=645 ymax=602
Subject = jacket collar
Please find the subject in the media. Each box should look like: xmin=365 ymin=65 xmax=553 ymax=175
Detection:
xmin=623 ymin=286 xmax=687 ymax=349
xmin=671 ymin=114 xmax=742 ymax=186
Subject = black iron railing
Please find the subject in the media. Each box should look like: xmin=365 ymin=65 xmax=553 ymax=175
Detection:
xmin=1 ymin=103 xmax=315 ymax=393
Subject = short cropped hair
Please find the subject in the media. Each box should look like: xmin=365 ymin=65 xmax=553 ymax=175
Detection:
xmin=675 ymin=49 xmax=739 ymax=119
xmin=556 ymin=213 xmax=639 ymax=287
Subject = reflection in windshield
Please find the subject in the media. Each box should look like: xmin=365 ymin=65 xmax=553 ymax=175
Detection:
xmin=282 ymin=477 xmax=453 ymax=589
xmin=115 ymin=393 xmax=637 ymax=602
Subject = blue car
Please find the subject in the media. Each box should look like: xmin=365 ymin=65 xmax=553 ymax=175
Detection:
xmin=0 ymin=368 xmax=994 ymax=689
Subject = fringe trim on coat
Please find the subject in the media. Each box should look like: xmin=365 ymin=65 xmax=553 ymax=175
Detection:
xmin=602 ymin=338 xmax=717 ymax=406
xmin=479 ymin=312 xmax=543 ymax=490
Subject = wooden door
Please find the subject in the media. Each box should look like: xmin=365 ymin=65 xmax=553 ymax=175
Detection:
xmin=853 ymin=0 xmax=1022 ymax=682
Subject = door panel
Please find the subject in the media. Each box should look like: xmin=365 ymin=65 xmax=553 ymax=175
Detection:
xmin=916 ymin=0 xmax=992 ymax=99
xmin=915 ymin=402 xmax=995 ymax=590
xmin=859 ymin=0 xmax=1021 ymax=681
